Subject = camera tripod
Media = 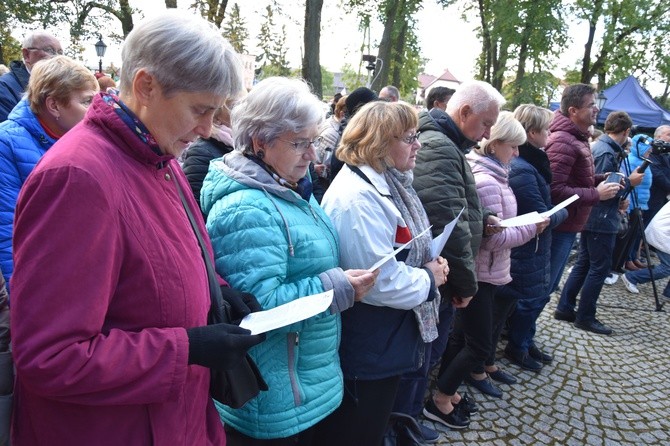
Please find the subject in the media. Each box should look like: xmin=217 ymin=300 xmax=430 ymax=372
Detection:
xmin=611 ymin=146 xmax=663 ymax=311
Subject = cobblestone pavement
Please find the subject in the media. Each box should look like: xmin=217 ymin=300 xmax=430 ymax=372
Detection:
xmin=424 ymin=267 xmax=670 ymax=445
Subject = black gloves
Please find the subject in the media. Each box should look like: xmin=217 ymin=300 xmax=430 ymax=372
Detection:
xmin=220 ymin=286 xmax=263 ymax=324
xmin=187 ymin=323 xmax=265 ymax=370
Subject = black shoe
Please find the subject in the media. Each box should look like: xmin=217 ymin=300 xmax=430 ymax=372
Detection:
xmin=465 ymin=375 xmax=502 ymax=398
xmin=417 ymin=422 xmax=440 ymax=443
xmin=574 ymin=319 xmax=612 ymax=335
xmin=454 ymin=392 xmax=478 ymax=415
xmin=488 ymin=368 xmax=517 ymax=384
xmin=554 ymin=309 xmax=576 ymax=322
xmin=504 ymin=347 xmax=543 ymax=372
xmin=529 ymin=345 xmax=553 ymax=364
xmin=422 ymin=399 xmax=470 ymax=430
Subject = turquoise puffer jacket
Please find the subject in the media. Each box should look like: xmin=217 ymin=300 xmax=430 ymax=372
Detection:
xmin=201 ymin=151 xmax=346 ymax=439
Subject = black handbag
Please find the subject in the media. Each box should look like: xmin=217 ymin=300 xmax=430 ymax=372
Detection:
xmin=171 ymin=166 xmax=267 ymax=408
xmin=383 ymin=412 xmax=429 ymax=446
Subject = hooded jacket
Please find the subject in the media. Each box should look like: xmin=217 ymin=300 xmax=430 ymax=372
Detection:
xmin=545 ymin=110 xmax=603 ymax=232
xmin=466 ymin=152 xmax=536 ymax=285
xmin=10 ymin=93 xmax=224 ymax=445
xmin=0 ymin=98 xmax=57 ymax=292
xmin=201 ymin=151 xmax=351 ymax=439
xmin=412 ymin=109 xmax=486 ymax=299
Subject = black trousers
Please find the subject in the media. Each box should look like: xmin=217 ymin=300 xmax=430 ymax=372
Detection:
xmin=437 ymin=282 xmax=496 ymax=395
xmin=313 ymin=375 xmax=401 ymax=446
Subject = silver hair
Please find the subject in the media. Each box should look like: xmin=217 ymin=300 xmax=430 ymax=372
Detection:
xmin=22 ymin=30 xmax=59 ymax=49
xmin=120 ymin=11 xmax=244 ymax=98
xmin=447 ymin=80 xmax=506 ymax=115
xmin=232 ymin=77 xmax=324 ymax=154
xmin=654 ymin=125 xmax=670 ymax=139
xmin=477 ymin=111 xmax=527 ymax=156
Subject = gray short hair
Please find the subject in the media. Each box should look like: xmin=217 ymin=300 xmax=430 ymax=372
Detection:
xmin=446 ymin=80 xmax=506 ymax=115
xmin=232 ymin=77 xmax=324 ymax=154
xmin=22 ymin=31 xmax=58 ymax=49
xmin=513 ymin=104 xmax=553 ymax=134
xmin=120 ymin=11 xmax=244 ymax=98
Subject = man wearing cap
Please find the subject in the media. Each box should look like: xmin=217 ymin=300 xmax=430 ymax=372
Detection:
xmin=0 ymin=31 xmax=62 ymax=122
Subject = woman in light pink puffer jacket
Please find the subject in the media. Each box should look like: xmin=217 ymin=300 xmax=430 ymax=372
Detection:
xmin=461 ymin=112 xmax=548 ymax=399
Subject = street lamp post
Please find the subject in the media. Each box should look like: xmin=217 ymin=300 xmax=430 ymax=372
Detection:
xmin=94 ymin=36 xmax=107 ymax=74
xmin=596 ymin=91 xmax=607 ymax=110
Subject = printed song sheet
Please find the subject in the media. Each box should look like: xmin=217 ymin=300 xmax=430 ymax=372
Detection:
xmin=239 ymin=290 xmax=334 ymax=335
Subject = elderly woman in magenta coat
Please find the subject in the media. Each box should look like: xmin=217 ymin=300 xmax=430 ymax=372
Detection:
xmin=10 ymin=13 xmax=264 ymax=445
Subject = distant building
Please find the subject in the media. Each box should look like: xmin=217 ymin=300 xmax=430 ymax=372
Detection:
xmin=239 ymin=54 xmax=256 ymax=91
xmin=415 ymin=68 xmax=461 ymax=106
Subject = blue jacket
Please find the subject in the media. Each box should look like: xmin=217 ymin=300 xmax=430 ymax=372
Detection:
xmin=624 ymin=135 xmax=653 ymax=211
xmin=201 ymin=151 xmax=351 ymax=439
xmin=498 ymin=143 xmax=567 ymax=301
xmin=0 ymin=98 xmax=57 ymax=290
xmin=0 ymin=61 xmax=29 ymax=123
xmin=584 ymin=134 xmax=625 ymax=234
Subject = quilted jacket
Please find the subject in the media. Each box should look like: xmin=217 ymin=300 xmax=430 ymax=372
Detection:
xmin=413 ymin=109 xmax=486 ymax=299
xmin=0 ymin=61 xmax=29 ymax=123
xmin=0 ymin=98 xmax=57 ymax=290
xmin=497 ymin=143 xmax=568 ymax=301
xmin=466 ymin=152 xmax=536 ymax=285
xmin=545 ymin=110 xmax=603 ymax=233
xmin=201 ymin=151 xmax=350 ymax=439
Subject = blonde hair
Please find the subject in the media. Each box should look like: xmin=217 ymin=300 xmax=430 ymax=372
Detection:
xmin=476 ymin=111 xmax=526 ymax=156
xmin=27 ymin=56 xmax=98 ymax=114
xmin=513 ymin=104 xmax=552 ymax=134
xmin=336 ymin=101 xmax=418 ymax=173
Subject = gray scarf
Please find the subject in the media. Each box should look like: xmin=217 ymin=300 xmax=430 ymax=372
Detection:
xmin=384 ymin=168 xmax=441 ymax=342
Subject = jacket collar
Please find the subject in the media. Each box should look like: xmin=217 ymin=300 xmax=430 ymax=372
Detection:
xmin=428 ymin=108 xmax=476 ymax=152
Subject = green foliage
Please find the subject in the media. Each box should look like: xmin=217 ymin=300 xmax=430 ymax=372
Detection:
xmin=321 ymin=66 xmax=335 ymax=96
xmin=256 ymin=5 xmax=290 ymax=80
xmin=339 ymin=63 xmax=367 ymax=92
xmin=223 ymin=3 xmax=248 ymax=54
xmin=503 ymin=71 xmax=560 ymax=108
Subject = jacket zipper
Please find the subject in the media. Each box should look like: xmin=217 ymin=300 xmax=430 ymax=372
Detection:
xmin=287 ymin=332 xmax=302 ymax=406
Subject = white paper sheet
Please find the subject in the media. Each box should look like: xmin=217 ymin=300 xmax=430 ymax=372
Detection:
xmin=367 ymin=226 xmax=432 ymax=272
xmin=431 ymin=207 xmax=464 ymax=259
xmin=498 ymin=211 xmax=545 ymax=227
xmin=540 ymin=194 xmax=579 ymax=218
xmin=239 ymin=289 xmax=334 ymax=335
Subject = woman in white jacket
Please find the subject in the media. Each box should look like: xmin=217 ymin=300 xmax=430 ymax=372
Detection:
xmin=622 ymin=200 xmax=670 ymax=298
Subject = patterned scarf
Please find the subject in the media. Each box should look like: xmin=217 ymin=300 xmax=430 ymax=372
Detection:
xmin=101 ymin=91 xmax=162 ymax=156
xmin=384 ymin=168 xmax=441 ymax=342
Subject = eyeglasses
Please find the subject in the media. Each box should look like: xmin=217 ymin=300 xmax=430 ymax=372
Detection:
xmin=396 ymin=132 xmax=420 ymax=145
xmin=279 ymin=136 xmax=324 ymax=153
xmin=26 ymin=47 xmax=63 ymax=56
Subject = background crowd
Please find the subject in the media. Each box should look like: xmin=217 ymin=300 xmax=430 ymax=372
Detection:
xmin=0 ymin=12 xmax=669 ymax=446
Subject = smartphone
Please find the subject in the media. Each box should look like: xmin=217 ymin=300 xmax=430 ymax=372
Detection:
xmin=605 ymin=172 xmax=624 ymax=184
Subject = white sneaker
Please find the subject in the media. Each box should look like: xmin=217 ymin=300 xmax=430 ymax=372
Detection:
xmin=604 ymin=273 xmax=619 ymax=285
xmin=621 ymin=274 xmax=639 ymax=294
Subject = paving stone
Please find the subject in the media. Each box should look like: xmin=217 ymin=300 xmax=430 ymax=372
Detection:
xmin=428 ymin=259 xmax=670 ymax=445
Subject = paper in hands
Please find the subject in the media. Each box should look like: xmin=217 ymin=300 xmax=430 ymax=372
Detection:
xmin=498 ymin=211 xmax=545 ymax=227
xmin=367 ymin=226 xmax=432 ymax=272
xmin=540 ymin=194 xmax=579 ymax=218
xmin=239 ymin=290 xmax=333 ymax=335
xmin=431 ymin=207 xmax=464 ymax=259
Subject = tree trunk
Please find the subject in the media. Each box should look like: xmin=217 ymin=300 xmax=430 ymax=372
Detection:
xmin=302 ymin=0 xmax=323 ymax=98
xmin=478 ymin=0 xmax=491 ymax=82
xmin=391 ymin=15 xmax=408 ymax=88
xmin=164 ymin=0 xmax=177 ymax=7
xmin=372 ymin=0 xmax=401 ymax=92
xmin=119 ymin=0 xmax=134 ymax=37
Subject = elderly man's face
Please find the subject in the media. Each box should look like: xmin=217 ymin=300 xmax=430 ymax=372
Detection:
xmin=459 ymin=102 xmax=499 ymax=142
xmin=23 ymin=35 xmax=63 ymax=70
xmin=656 ymin=126 xmax=670 ymax=142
